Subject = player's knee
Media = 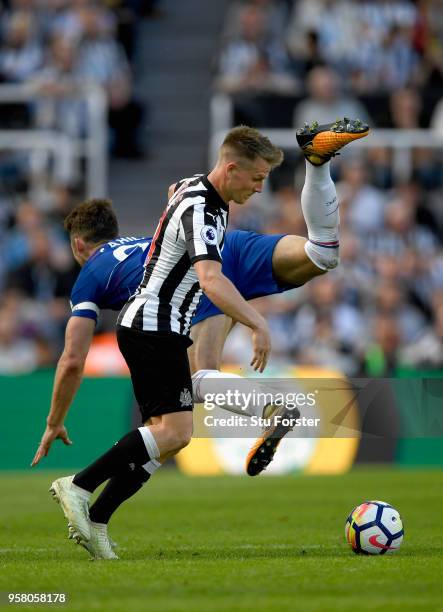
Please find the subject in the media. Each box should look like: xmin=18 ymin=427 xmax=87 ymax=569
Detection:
xmin=169 ymin=429 xmax=192 ymax=452
xmin=305 ymin=240 xmax=340 ymax=272
xmin=161 ymin=422 xmax=193 ymax=453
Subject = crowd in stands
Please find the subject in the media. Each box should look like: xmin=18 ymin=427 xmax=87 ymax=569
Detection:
xmin=1 ymin=0 xmax=443 ymax=376
xmin=0 ymin=0 xmax=158 ymax=373
xmin=216 ymin=0 xmax=443 ymax=374
xmin=0 ymin=0 xmax=153 ymax=156
xmin=215 ymin=0 xmax=443 ymax=127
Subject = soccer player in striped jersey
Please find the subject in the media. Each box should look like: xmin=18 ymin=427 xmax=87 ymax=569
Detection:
xmin=33 ymin=118 xmax=369 ymax=559
xmin=40 ymin=126 xmax=285 ymax=558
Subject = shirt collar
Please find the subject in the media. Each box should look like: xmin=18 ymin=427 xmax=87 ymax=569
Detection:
xmin=202 ymin=175 xmax=229 ymax=211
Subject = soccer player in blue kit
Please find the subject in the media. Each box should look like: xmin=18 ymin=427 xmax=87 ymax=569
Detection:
xmin=32 ymin=119 xmax=369 ymax=559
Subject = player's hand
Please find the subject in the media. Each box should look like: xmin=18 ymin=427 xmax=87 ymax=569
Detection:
xmin=31 ymin=425 xmax=72 ymax=467
xmin=250 ymin=322 xmax=271 ymax=373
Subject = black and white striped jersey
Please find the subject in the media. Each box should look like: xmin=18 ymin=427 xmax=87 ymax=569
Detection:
xmin=117 ymin=174 xmax=229 ymax=336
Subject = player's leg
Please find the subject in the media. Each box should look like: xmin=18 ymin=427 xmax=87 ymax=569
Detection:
xmin=54 ymin=327 xmax=193 ymax=559
xmin=271 ymin=136 xmax=347 ymax=286
xmin=190 ymin=315 xmax=273 ymax=418
xmin=271 ymin=234 xmax=324 ymax=287
xmin=189 ymin=314 xmax=234 ymax=373
xmin=76 ymin=412 xmax=189 ymax=557
xmin=72 ymin=412 xmax=193 ymax=559
xmin=188 ymin=311 xmax=300 ymax=476
xmin=50 ymin=420 xmax=156 ymax=559
xmin=246 ymin=117 xmax=370 ymax=475
xmin=82 ymin=326 xmax=193 ymax=494
xmin=143 ymin=411 xmax=193 ymax=462
xmin=294 ymin=117 xmax=369 ymax=273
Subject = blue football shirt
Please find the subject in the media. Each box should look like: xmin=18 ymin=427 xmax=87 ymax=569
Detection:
xmin=70 ymin=236 xmax=151 ymax=322
xmin=70 ymin=231 xmax=293 ymax=324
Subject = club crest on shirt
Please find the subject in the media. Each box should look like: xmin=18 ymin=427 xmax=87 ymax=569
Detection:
xmin=180 ymin=388 xmax=193 ymax=407
xmin=201 ymin=225 xmax=217 ymax=245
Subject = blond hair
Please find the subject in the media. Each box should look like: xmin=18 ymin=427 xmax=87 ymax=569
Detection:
xmin=221 ymin=125 xmax=284 ymax=168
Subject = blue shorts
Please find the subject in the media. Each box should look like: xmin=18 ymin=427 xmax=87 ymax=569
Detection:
xmin=192 ymin=230 xmax=297 ymax=326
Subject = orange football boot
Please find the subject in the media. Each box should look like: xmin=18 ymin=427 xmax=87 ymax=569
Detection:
xmin=296 ymin=117 xmax=369 ymax=166
xmin=246 ymin=405 xmax=300 ymax=476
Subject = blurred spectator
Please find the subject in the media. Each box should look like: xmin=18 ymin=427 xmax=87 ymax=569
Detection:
xmin=388 ymin=87 xmax=422 ymax=128
xmin=293 ymin=66 xmax=371 ymax=128
xmin=364 ymin=314 xmax=402 ymax=376
xmin=4 ymin=222 xmax=75 ymax=348
xmin=286 ymin=0 xmax=332 ymax=64
xmin=386 ymin=87 xmax=441 ymax=188
xmin=0 ymin=300 xmax=51 ymax=373
xmin=369 ymin=280 xmax=426 ymax=343
xmin=288 ymin=0 xmax=421 ymax=94
xmin=263 ymin=186 xmax=306 ymax=236
xmin=412 ymin=0 xmax=443 ymax=92
xmin=352 ymin=23 xmax=420 ymax=93
xmin=49 ymin=0 xmax=116 ymax=44
xmin=32 ymin=36 xmax=87 ymax=138
xmin=401 ymin=304 xmax=443 ymax=368
xmin=31 ymin=8 xmax=144 ymax=158
xmin=365 ymin=196 xmax=438 ymax=262
xmin=291 ymin=274 xmax=366 ymax=375
xmin=335 ymin=230 xmax=373 ymax=306
xmin=6 ymin=227 xmax=75 ymax=301
xmin=215 ymin=3 xmax=298 ymax=100
xmin=292 ymin=0 xmax=359 ymax=71
xmin=4 ymin=200 xmax=45 ymax=271
xmin=222 ymin=0 xmax=289 ymax=44
xmin=0 ymin=11 xmax=44 ymax=83
xmin=366 ymin=147 xmax=393 ymax=190
xmin=76 ymin=5 xmax=144 ymax=157
xmin=336 ymin=158 xmax=385 ymax=235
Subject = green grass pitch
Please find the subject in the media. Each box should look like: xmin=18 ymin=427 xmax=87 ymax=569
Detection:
xmin=1 ymin=467 xmax=442 ymax=611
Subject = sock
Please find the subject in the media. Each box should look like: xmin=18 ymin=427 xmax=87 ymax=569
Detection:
xmin=73 ymin=427 xmax=159 ymax=493
xmin=301 ymin=160 xmax=340 ymax=270
xmin=89 ymin=464 xmax=152 ymax=525
xmin=192 ymin=369 xmax=270 ymax=418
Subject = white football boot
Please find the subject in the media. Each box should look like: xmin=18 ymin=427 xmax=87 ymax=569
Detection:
xmin=49 ymin=475 xmax=91 ymax=541
xmin=69 ymin=522 xmax=119 ymax=560
xmin=68 ymin=524 xmax=118 ymax=549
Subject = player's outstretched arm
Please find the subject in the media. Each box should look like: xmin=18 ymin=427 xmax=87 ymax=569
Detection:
xmin=31 ymin=316 xmax=95 ymax=467
xmin=194 ymin=260 xmax=271 ymax=373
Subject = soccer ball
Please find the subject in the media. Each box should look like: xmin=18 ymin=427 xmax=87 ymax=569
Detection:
xmin=345 ymin=500 xmax=404 ymax=555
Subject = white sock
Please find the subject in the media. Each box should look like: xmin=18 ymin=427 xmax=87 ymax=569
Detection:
xmin=301 ymin=160 xmax=340 ymax=270
xmin=142 ymin=458 xmax=162 ymax=475
xmin=192 ymin=369 xmax=268 ymax=418
xmin=138 ymin=426 xmax=160 ymax=460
